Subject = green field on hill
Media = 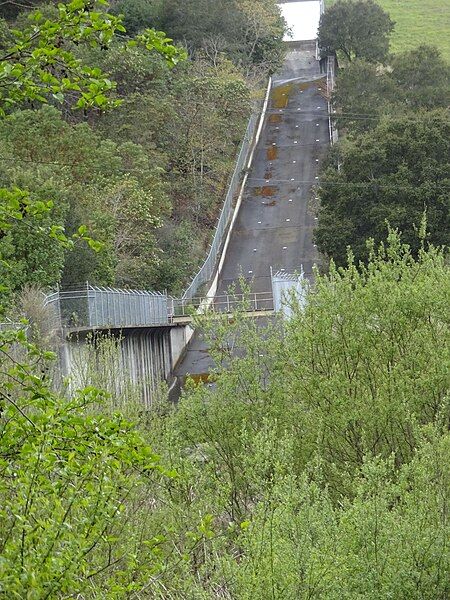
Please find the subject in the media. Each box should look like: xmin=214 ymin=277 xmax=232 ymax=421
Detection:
xmin=327 ymin=0 xmax=450 ymax=62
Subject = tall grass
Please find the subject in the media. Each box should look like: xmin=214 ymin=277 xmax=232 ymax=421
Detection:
xmin=380 ymin=0 xmax=450 ymax=61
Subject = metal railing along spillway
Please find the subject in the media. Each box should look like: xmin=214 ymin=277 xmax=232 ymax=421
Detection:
xmin=182 ymin=108 xmax=261 ymax=301
xmin=170 ymin=292 xmax=275 ymax=319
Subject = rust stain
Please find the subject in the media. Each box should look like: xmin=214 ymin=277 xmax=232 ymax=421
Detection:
xmin=271 ymin=83 xmax=293 ymax=108
xmin=254 ymin=186 xmax=277 ymax=197
xmin=266 ymin=146 xmax=278 ymax=160
xmin=316 ymin=78 xmax=328 ymax=97
xmin=269 ymin=114 xmax=282 ymax=124
xmin=297 ymin=78 xmax=326 ymax=93
xmin=186 ymin=373 xmax=213 ymax=385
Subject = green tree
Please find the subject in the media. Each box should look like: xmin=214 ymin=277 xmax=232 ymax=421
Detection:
xmin=140 ymin=233 xmax=449 ymax=596
xmin=150 ymin=0 xmax=285 ymax=76
xmin=0 ymin=349 xmax=171 ymax=597
xmin=87 ymin=177 xmax=165 ymax=287
xmin=0 ymin=0 xmax=184 ymax=114
xmin=0 ymin=0 xmax=47 ymax=21
xmin=148 ymin=0 xmax=242 ymax=54
xmin=0 ymin=105 xmax=169 ymax=290
xmin=319 ymin=0 xmax=394 ymax=63
xmin=110 ymin=0 xmax=159 ymax=35
xmin=0 ymin=7 xmax=186 ymax=591
xmin=0 ymin=177 xmax=174 ymax=599
xmin=230 ymin=436 xmax=449 ymax=599
xmin=391 ymin=44 xmax=450 ymax=109
xmin=332 ymin=47 xmax=450 ymax=136
xmin=0 ymin=0 xmax=185 ymax=297
xmin=332 ymin=59 xmax=397 ymax=134
xmin=315 ymin=110 xmax=450 ymax=265
xmin=234 ymin=0 xmax=286 ymax=74
xmin=0 ymin=17 xmax=14 ymax=48
xmin=96 ymin=52 xmax=252 ymax=292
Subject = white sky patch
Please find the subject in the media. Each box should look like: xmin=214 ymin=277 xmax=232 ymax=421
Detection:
xmin=278 ymin=1 xmax=322 ymax=41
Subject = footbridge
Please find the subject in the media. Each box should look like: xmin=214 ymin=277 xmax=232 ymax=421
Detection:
xmin=45 ymin=284 xmax=276 ymax=333
xmin=40 ymin=1 xmax=335 ymax=403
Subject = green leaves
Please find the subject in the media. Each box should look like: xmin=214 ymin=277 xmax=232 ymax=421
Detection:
xmin=133 ymin=234 xmax=449 ymax=596
xmin=319 ymin=0 xmax=395 ymax=63
xmin=0 ymin=2 xmax=187 ymax=297
xmin=0 ymin=181 xmax=106 ymax=299
xmin=315 ymin=110 xmax=450 ymax=266
xmin=131 ymin=29 xmax=187 ymax=67
xmin=0 ymin=326 xmax=169 ymax=597
xmin=0 ymin=1 xmax=186 ymax=114
xmin=73 ymin=224 xmax=104 ymax=252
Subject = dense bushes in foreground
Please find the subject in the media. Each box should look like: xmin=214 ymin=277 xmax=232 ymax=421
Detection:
xmin=2 ymin=232 xmax=448 ymax=598
xmin=139 ymin=232 xmax=449 ymax=597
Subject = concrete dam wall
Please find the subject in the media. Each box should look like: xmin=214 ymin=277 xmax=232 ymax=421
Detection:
xmin=61 ymin=325 xmax=191 ymax=408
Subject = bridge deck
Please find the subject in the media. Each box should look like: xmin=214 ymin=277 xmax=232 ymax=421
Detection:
xmin=171 ymin=309 xmax=275 ymax=326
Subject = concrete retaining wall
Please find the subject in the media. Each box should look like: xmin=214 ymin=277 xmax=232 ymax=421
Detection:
xmin=61 ymin=325 xmax=189 ymax=408
xmin=170 ymin=325 xmax=193 ymax=369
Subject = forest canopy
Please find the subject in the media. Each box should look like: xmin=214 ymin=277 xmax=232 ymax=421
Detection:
xmin=0 ymin=0 xmax=285 ymax=298
xmin=315 ymin=9 xmax=449 ymax=267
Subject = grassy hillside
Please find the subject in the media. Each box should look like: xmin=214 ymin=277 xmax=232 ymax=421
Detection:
xmin=381 ymin=0 xmax=450 ymax=61
xmin=328 ymin=1 xmax=450 ymax=62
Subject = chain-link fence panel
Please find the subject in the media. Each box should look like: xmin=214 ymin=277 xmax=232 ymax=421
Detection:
xmin=44 ymin=285 xmax=169 ymax=330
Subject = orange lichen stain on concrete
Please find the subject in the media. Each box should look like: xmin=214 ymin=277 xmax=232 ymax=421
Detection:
xmin=269 ymin=114 xmax=282 ymax=124
xmin=296 ymin=78 xmax=328 ymax=98
xmin=316 ymin=78 xmax=328 ymax=97
xmin=271 ymin=83 xmax=293 ymax=108
xmin=266 ymin=146 xmax=278 ymax=160
xmin=298 ymin=81 xmax=313 ymax=92
xmin=254 ymin=186 xmax=277 ymax=197
xmin=187 ymin=373 xmax=213 ymax=385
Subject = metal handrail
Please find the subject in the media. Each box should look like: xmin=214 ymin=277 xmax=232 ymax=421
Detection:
xmin=181 ymin=110 xmax=260 ymax=301
xmin=326 ymin=54 xmax=338 ymax=144
xmin=182 ymin=80 xmax=271 ymax=301
xmin=169 ymin=292 xmax=274 ymax=318
xmin=43 ymin=284 xmax=169 ymax=330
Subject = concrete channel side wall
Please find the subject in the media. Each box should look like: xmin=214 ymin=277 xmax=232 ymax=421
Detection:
xmin=61 ymin=325 xmax=189 ymax=408
xmin=170 ymin=325 xmax=192 ymax=369
xmin=201 ymin=77 xmax=273 ymax=308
